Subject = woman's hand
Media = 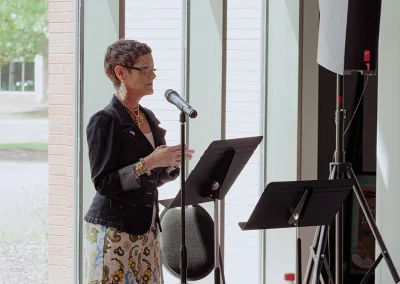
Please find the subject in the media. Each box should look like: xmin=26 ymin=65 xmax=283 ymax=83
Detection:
xmin=143 ymin=145 xmax=194 ymax=170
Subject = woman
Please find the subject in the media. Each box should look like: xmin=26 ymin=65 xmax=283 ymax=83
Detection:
xmin=84 ymin=39 xmax=194 ymax=284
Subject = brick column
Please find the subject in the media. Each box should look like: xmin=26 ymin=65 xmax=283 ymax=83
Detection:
xmin=48 ymin=0 xmax=75 ymax=283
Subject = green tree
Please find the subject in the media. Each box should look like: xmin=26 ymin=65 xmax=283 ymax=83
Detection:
xmin=0 ymin=0 xmax=48 ymax=67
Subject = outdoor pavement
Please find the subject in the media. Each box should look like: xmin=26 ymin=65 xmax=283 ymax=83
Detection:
xmin=0 ymin=100 xmax=48 ymax=145
xmin=0 ymin=99 xmax=49 ymax=283
xmin=0 ymin=100 xmax=48 ymax=115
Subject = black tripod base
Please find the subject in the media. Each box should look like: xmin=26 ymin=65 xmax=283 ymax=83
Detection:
xmin=348 ymin=167 xmax=400 ymax=283
xmin=304 ymin=163 xmax=400 ymax=284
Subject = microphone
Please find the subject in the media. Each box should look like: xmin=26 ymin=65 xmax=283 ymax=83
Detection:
xmin=164 ymin=89 xmax=198 ymax=118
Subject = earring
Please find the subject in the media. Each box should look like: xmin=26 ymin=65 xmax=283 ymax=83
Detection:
xmin=119 ymin=81 xmax=127 ymax=100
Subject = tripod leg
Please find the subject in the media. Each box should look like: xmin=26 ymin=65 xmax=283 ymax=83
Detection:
xmin=304 ymin=166 xmax=338 ymax=284
xmin=348 ymin=168 xmax=400 ymax=282
xmin=323 ymin=256 xmax=334 ymax=284
xmin=360 ymin=253 xmax=383 ymax=284
xmin=304 ymin=226 xmax=321 ymax=283
xmin=312 ymin=225 xmax=329 ymax=284
xmin=335 ymin=205 xmax=343 ymax=284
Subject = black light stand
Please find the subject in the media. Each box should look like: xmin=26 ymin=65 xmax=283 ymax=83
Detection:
xmin=180 ymin=112 xmax=188 ymax=284
xmin=304 ymin=74 xmax=400 ymax=284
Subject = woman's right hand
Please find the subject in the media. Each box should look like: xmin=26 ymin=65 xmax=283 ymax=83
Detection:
xmin=143 ymin=144 xmax=194 ymax=170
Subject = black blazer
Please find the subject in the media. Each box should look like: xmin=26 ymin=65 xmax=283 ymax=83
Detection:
xmin=84 ymin=95 xmax=180 ymax=235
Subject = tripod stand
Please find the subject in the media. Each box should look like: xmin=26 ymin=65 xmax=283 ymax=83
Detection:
xmin=304 ymin=74 xmax=400 ymax=284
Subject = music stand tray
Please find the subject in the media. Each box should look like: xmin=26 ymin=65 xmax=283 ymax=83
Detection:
xmin=239 ymin=179 xmax=354 ymax=284
xmin=160 ymin=136 xmax=263 ymax=209
xmin=239 ymin=179 xmax=354 ymax=230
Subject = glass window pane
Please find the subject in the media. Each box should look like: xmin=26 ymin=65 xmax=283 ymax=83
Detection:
xmin=125 ymin=0 xmax=183 ymax=203
xmin=1 ymin=64 xmax=10 ymax=91
xmin=24 ymin=62 xmax=35 ymax=91
xmin=0 ymin=0 xmax=48 ymax=282
xmin=125 ymin=1 xmax=183 ymax=283
xmin=11 ymin=62 xmax=23 ymax=91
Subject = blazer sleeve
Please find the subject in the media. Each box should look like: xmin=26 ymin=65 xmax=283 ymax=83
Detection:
xmin=86 ymin=111 xmax=144 ymax=196
xmin=157 ymin=166 xmax=180 ymax=187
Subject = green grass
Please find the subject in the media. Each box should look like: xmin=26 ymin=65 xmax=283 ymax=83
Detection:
xmin=9 ymin=112 xmax=48 ymax=119
xmin=0 ymin=143 xmax=48 ymax=151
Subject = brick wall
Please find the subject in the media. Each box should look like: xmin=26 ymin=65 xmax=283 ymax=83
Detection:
xmin=47 ymin=0 xmax=75 ymax=283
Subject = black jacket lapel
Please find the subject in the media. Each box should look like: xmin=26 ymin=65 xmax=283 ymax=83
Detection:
xmin=141 ymin=106 xmax=166 ymax=148
xmin=123 ymin=126 xmax=154 ymax=154
xmin=108 ymin=96 xmax=155 ymax=154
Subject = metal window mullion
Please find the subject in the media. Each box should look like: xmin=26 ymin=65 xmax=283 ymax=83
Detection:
xmin=260 ymin=0 xmax=269 ymax=283
xmin=220 ymin=0 xmax=227 ymax=266
xmin=74 ymin=0 xmax=85 ymax=283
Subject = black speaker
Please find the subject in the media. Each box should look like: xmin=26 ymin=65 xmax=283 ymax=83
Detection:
xmin=159 ymin=205 xmax=214 ymax=281
xmin=317 ymin=0 xmax=382 ymax=75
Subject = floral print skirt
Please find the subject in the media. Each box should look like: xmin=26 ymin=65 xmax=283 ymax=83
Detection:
xmin=84 ymin=222 xmax=161 ymax=284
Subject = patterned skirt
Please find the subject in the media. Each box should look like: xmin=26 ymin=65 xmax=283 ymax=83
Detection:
xmin=84 ymin=222 xmax=161 ymax=284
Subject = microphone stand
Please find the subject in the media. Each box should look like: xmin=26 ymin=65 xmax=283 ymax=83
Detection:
xmin=180 ymin=111 xmax=188 ymax=284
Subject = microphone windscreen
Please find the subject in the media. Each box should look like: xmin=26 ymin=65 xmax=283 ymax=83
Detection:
xmin=164 ymin=89 xmax=177 ymax=101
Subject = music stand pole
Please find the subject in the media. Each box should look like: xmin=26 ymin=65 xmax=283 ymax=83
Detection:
xmin=180 ymin=112 xmax=188 ymax=284
xmin=211 ymin=181 xmax=222 ymax=284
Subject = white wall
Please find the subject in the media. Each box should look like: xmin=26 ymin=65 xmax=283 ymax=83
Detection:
xmin=376 ymin=0 xmax=400 ymax=283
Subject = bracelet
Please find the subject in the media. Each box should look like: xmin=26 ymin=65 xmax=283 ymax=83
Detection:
xmin=139 ymin=158 xmax=151 ymax=176
xmin=134 ymin=158 xmax=151 ymax=179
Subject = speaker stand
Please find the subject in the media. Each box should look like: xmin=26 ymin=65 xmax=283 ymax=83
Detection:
xmin=303 ymin=74 xmax=400 ymax=284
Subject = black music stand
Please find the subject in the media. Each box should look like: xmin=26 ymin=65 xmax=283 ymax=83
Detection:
xmin=160 ymin=136 xmax=263 ymax=284
xmin=239 ymin=179 xmax=354 ymax=284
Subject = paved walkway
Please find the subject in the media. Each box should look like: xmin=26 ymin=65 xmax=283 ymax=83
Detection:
xmin=0 ymin=100 xmax=48 ymax=115
xmin=0 ymin=119 xmax=48 ymax=144
xmin=0 ymin=101 xmax=48 ymax=144
xmin=0 ymin=100 xmax=49 ymax=282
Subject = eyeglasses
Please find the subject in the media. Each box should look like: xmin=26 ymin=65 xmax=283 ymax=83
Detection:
xmin=122 ymin=66 xmax=157 ymax=74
